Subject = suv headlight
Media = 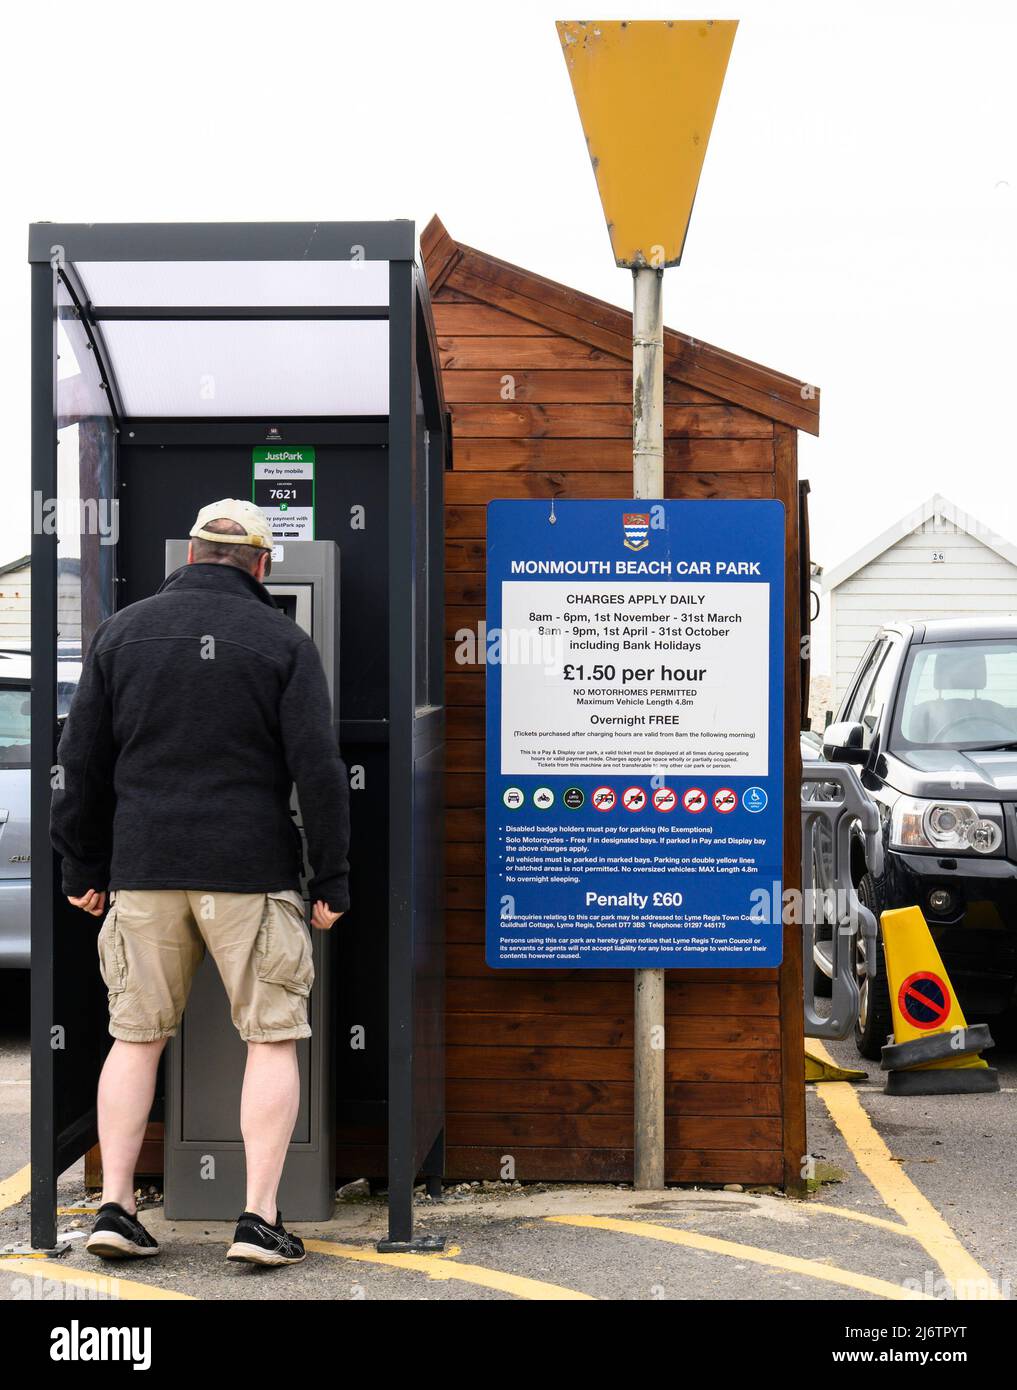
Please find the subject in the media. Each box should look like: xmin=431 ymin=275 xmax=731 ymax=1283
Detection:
xmin=890 ymin=797 xmax=1005 ymax=856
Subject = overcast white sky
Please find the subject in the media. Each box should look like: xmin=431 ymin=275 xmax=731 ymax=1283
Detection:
xmin=4 ymin=0 xmax=1016 ymax=586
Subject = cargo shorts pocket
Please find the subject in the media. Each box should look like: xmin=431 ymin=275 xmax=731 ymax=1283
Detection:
xmin=97 ymin=906 xmax=127 ymax=995
xmin=255 ymin=893 xmax=314 ymax=996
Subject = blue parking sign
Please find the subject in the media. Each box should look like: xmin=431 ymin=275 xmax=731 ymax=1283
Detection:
xmin=485 ymin=499 xmax=785 ymax=969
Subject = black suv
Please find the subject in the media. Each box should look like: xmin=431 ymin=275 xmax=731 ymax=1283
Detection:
xmin=818 ymin=617 xmax=1017 ymax=1058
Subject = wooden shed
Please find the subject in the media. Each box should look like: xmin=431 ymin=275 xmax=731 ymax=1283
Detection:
xmin=422 ymin=215 xmax=821 ymax=1191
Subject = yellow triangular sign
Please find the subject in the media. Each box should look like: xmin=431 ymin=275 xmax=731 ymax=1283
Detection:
xmin=557 ymin=19 xmax=737 ymax=267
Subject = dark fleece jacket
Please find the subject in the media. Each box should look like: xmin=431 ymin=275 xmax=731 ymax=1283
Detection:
xmin=50 ymin=562 xmax=350 ymax=913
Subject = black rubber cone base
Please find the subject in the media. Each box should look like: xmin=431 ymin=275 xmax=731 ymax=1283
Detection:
xmin=884 ymin=1067 xmax=1000 ymax=1096
xmin=881 ymin=1022 xmax=994 ymax=1072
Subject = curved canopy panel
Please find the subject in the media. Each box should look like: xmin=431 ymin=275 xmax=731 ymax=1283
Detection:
xmin=76 ymin=259 xmax=389 ymax=308
xmin=28 ymin=224 xmax=414 ymax=420
xmin=99 ymin=318 xmax=389 ymax=416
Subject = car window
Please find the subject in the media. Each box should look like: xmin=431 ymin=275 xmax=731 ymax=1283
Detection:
xmin=0 ymin=687 xmax=31 ymax=768
xmin=843 ymin=639 xmax=886 ymax=724
xmin=858 ymin=642 xmax=898 ymax=748
xmin=893 ymin=641 xmax=1017 ymax=748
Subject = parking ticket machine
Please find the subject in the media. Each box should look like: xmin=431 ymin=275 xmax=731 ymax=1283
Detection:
xmin=162 ymin=540 xmax=340 ymax=1220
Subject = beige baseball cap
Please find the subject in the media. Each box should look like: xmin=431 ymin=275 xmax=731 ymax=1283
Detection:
xmin=189 ymin=498 xmax=274 ymax=551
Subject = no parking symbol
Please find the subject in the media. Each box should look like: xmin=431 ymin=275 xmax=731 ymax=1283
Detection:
xmin=898 ymin=971 xmax=951 ymax=1031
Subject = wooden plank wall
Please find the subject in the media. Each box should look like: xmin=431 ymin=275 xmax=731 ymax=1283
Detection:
xmin=433 ymin=264 xmax=804 ymax=1187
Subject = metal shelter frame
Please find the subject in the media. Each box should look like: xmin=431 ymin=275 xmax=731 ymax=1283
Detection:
xmin=29 ymin=221 xmax=447 ymax=1251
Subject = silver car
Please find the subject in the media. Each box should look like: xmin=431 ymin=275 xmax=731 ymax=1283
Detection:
xmin=0 ymin=649 xmax=80 ymax=968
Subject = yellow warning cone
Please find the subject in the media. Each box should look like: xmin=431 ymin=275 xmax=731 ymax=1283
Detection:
xmin=879 ymin=906 xmax=998 ymax=1095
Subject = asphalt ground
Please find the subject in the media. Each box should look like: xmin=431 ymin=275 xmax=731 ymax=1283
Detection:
xmin=0 ymin=967 xmax=1013 ymax=1304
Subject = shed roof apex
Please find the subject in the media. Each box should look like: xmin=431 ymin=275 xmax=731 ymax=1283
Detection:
xmin=421 ymin=215 xmax=820 ymax=436
xmin=821 ymin=494 xmax=1017 ymax=592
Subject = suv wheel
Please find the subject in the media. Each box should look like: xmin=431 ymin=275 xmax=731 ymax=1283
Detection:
xmin=854 ymin=872 xmax=893 ymax=1060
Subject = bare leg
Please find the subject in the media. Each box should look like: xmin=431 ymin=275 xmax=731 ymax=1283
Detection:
xmin=241 ymin=1040 xmax=300 ymax=1222
xmin=98 ymin=1039 xmax=167 ymax=1214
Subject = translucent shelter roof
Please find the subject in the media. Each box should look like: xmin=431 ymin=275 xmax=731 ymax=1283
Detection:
xmin=96 ymin=318 xmax=390 ymax=416
xmin=76 ymin=258 xmax=390 ymax=307
xmin=29 ymin=221 xmax=422 ymax=419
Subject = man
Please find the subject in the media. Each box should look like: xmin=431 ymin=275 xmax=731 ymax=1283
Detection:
xmin=50 ymin=499 xmax=350 ymax=1268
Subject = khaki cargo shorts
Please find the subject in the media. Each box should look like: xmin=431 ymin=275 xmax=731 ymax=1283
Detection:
xmin=97 ymin=889 xmax=314 ymax=1043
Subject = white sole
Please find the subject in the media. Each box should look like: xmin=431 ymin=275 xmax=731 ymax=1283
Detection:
xmin=226 ymin=1240 xmax=305 ymax=1266
xmin=85 ymin=1231 xmax=159 ymax=1260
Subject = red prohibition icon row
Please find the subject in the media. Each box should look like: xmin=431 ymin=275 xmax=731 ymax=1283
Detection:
xmin=591 ymin=786 xmax=738 ymax=814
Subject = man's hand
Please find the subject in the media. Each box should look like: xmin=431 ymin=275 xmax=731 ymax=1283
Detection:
xmin=311 ymin=900 xmax=343 ymax=931
xmin=68 ymin=890 xmax=106 ymax=917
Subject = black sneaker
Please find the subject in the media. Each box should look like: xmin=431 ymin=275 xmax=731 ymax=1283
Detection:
xmin=85 ymin=1203 xmax=160 ymax=1260
xmin=226 ymin=1210 xmax=305 ymax=1266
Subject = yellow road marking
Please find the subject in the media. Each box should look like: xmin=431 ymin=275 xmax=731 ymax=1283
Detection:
xmin=810 ymin=1040 xmax=1002 ymax=1300
xmin=0 ymin=1258 xmax=193 ymax=1300
xmin=807 ymin=1201 xmax=909 ymax=1235
xmin=547 ymin=1215 xmax=932 ymax=1301
xmin=306 ymin=1238 xmax=592 ymax=1300
xmin=0 ymin=1164 xmax=31 ymax=1213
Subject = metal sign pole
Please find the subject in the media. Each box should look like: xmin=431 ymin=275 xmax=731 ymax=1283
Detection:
xmin=632 ymin=264 xmax=666 ymax=1189
xmin=557 ymin=17 xmax=738 ymax=1194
